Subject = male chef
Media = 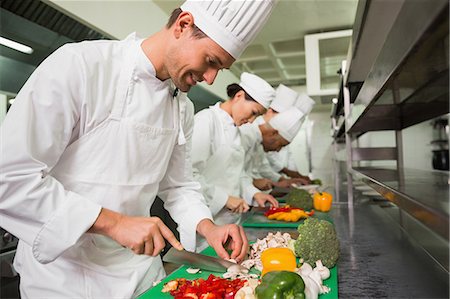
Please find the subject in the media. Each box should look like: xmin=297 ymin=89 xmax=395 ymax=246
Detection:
xmin=0 ymin=1 xmax=276 ymax=298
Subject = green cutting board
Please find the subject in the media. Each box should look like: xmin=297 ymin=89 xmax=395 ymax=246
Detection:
xmin=138 ymin=246 xmax=338 ymax=299
xmin=276 ymin=194 xmax=288 ymax=203
xmin=242 ymin=210 xmax=332 ymax=228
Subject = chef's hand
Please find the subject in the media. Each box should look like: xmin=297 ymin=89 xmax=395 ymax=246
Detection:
xmin=253 ymin=178 xmax=273 ymax=191
xmin=226 ymin=196 xmax=250 ymax=214
xmin=197 ymin=219 xmax=248 ymax=263
xmin=88 ymin=208 xmax=183 ymax=256
xmin=289 ymin=177 xmax=311 ymax=186
xmin=272 ymin=178 xmax=292 ymax=189
xmin=253 ymin=192 xmax=279 ymax=208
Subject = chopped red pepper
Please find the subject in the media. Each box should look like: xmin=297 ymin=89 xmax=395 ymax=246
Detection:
xmin=167 ymin=274 xmax=246 ymax=299
xmin=264 ymin=206 xmax=302 ymax=216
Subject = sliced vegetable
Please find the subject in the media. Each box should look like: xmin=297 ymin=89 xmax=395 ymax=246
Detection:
xmin=162 ymin=274 xmax=246 ymax=299
xmin=265 ymin=206 xmax=314 ymax=222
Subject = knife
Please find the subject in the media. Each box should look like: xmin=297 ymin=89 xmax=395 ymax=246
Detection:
xmin=162 ymin=247 xmax=248 ymax=273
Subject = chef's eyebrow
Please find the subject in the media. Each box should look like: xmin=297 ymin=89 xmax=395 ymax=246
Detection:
xmin=215 ymin=57 xmax=230 ymax=70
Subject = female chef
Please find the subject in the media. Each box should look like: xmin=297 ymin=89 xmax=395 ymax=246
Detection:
xmin=192 ymin=72 xmax=279 ymax=218
xmin=0 ymin=1 xmax=276 ymax=298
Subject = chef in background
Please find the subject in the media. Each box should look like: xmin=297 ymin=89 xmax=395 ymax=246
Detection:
xmin=266 ymin=91 xmax=315 ymax=181
xmin=0 ymin=1 xmax=275 ymax=298
xmin=192 ymin=72 xmax=279 ymax=219
xmin=240 ymin=90 xmax=307 ymax=203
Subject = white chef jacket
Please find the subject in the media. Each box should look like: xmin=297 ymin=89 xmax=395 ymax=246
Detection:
xmin=266 ymin=145 xmax=299 ymax=173
xmin=239 ymin=118 xmax=282 ymax=203
xmin=0 ymin=33 xmax=212 ymax=298
xmin=191 ymin=102 xmax=247 ymax=215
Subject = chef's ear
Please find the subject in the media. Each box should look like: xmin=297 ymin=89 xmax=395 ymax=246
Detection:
xmin=232 ymin=90 xmax=246 ymax=102
xmin=174 ymin=11 xmax=195 ymax=38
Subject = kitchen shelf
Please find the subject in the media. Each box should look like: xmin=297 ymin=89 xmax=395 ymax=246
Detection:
xmin=335 ymin=0 xmax=450 ymax=276
xmin=347 ymin=1 xmax=449 ymax=135
xmin=352 ymin=167 xmax=449 ymax=240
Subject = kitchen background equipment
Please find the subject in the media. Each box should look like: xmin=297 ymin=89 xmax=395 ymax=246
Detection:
xmin=0 ymin=227 xmax=20 ymax=299
xmin=431 ymin=118 xmax=449 ymax=170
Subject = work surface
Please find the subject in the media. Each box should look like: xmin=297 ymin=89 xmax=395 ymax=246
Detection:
xmin=141 ymin=190 xmax=449 ymax=298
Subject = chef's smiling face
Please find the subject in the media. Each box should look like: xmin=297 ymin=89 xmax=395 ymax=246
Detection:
xmin=166 ymin=12 xmax=235 ymax=92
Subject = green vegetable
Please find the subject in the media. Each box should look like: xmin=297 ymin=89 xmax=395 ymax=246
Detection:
xmin=310 ymin=179 xmax=322 ymax=186
xmin=294 ymin=217 xmax=340 ymax=268
xmin=286 ymin=189 xmax=313 ymax=210
xmin=255 ymin=271 xmax=305 ymax=299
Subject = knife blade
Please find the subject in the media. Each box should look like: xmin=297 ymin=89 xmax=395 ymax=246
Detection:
xmin=162 ymin=247 xmax=247 ymax=273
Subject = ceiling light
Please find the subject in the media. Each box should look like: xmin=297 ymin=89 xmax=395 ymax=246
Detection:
xmin=0 ymin=36 xmax=33 ymax=54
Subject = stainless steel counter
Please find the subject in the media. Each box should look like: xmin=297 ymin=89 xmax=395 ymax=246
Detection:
xmin=162 ymin=187 xmax=449 ymax=298
xmin=242 ymin=197 xmax=449 ymax=298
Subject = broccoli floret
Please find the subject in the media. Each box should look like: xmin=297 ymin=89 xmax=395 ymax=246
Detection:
xmin=294 ymin=217 xmax=340 ymax=268
xmin=286 ymin=189 xmax=313 ymax=210
xmin=310 ymin=179 xmax=322 ymax=186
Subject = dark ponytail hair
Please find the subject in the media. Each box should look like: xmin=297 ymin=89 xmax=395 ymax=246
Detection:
xmin=226 ymin=83 xmax=256 ymax=102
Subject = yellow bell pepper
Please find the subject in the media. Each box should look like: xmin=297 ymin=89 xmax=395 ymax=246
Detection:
xmin=267 ymin=209 xmax=313 ymax=222
xmin=260 ymin=247 xmax=297 ymax=276
xmin=313 ymin=191 xmax=333 ymax=212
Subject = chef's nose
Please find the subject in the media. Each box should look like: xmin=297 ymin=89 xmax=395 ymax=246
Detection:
xmin=203 ymin=68 xmax=219 ymax=85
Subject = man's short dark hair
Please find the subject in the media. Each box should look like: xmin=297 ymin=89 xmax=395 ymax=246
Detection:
xmin=166 ymin=8 xmax=207 ymax=39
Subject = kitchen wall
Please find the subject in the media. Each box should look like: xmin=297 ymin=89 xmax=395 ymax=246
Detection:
xmin=290 ymin=106 xmax=335 ymax=186
xmin=287 ymin=107 xmax=442 ymax=190
xmin=356 ymin=118 xmax=442 ymax=171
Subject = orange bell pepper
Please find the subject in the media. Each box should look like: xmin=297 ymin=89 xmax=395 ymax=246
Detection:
xmin=313 ymin=191 xmax=333 ymax=212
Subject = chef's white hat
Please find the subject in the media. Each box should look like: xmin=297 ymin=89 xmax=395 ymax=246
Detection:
xmin=269 ymin=107 xmax=305 ymax=142
xmin=270 ymin=84 xmax=298 ymax=113
xmin=295 ymin=92 xmax=316 ymax=115
xmin=239 ymin=72 xmax=275 ymax=109
xmin=180 ymin=0 xmax=276 ymax=59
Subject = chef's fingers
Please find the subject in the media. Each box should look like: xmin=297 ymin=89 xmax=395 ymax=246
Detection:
xmin=151 ymin=232 xmax=166 ymax=256
xmin=267 ymin=195 xmax=279 ymax=207
xmin=228 ymin=225 xmax=245 ymax=262
xmin=214 ymin=241 xmax=230 ymax=261
xmin=156 ymin=219 xmax=183 ymax=251
xmin=242 ymin=203 xmax=250 ymax=213
xmin=229 ymin=225 xmax=248 ymax=263
xmin=131 ymin=242 xmax=144 ymax=255
xmin=144 ymin=238 xmax=154 ymax=256
xmin=237 ymin=225 xmax=249 ymax=261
